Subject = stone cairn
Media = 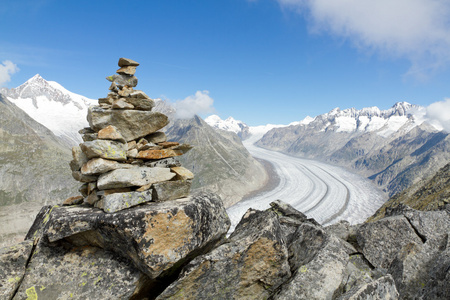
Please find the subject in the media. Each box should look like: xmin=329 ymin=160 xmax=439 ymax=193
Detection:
xmin=66 ymin=58 xmax=193 ymax=213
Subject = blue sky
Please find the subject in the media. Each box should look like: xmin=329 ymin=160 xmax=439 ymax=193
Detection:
xmin=1 ymin=0 xmax=450 ymax=126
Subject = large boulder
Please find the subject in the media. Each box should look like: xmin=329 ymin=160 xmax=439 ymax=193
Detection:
xmin=12 ymin=239 xmax=147 ymax=299
xmin=356 ymin=215 xmax=423 ymax=269
xmin=39 ymin=192 xmax=230 ymax=280
xmin=157 ymin=208 xmax=291 ymax=300
xmin=0 ymin=241 xmax=34 ymax=299
xmin=87 ymin=106 xmax=169 ymax=142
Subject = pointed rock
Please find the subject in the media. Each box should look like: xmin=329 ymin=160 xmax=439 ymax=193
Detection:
xmin=118 ymin=57 xmax=140 ymax=67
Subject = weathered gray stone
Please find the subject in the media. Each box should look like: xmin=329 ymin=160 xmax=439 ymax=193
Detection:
xmin=145 ymin=131 xmax=167 ymax=143
xmin=152 ymin=180 xmax=191 ymax=202
xmin=13 ymin=239 xmax=146 ymax=300
xmin=97 ymin=166 xmax=176 ymax=190
xmin=41 ymin=192 xmax=230 ymax=280
xmin=85 ymin=189 xmax=100 ymax=205
xmin=274 ymin=234 xmax=349 ymax=299
xmin=80 ymin=139 xmax=127 ymax=161
xmin=118 ymin=86 xmax=133 ymax=97
xmin=357 ymin=216 xmax=423 ymax=269
xmin=0 ymin=240 xmax=34 ymax=300
xmin=81 ymin=132 xmax=98 ymax=142
xmin=81 ymin=158 xmax=132 ymax=176
xmin=388 ymin=233 xmax=449 ymax=299
xmin=125 ymin=97 xmax=155 ymax=111
xmin=127 ymin=148 xmax=138 ymax=158
xmin=72 ymin=170 xmax=98 ymax=183
xmin=95 ymin=190 xmax=153 ymax=213
xmin=70 ymin=145 xmax=88 ymax=171
xmin=106 ymin=74 xmax=138 ymax=88
xmin=338 ymin=275 xmax=399 ymax=300
xmin=118 ymin=57 xmax=139 ymax=67
xmin=157 ymin=208 xmax=291 ymax=300
xmin=87 ymin=106 xmax=169 ymax=142
xmin=144 ymin=157 xmax=181 ymax=168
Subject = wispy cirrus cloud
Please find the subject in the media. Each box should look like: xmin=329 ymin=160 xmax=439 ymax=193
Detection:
xmin=0 ymin=60 xmax=19 ymax=87
xmin=275 ymin=0 xmax=450 ymax=79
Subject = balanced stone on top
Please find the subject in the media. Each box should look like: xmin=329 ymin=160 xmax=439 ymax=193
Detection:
xmin=68 ymin=57 xmax=194 ymax=213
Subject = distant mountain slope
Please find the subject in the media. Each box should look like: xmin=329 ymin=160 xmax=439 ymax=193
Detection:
xmin=0 ymin=95 xmax=79 ymax=246
xmin=155 ymin=102 xmax=268 ymax=207
xmin=257 ymin=102 xmax=450 ymax=196
xmin=0 ymin=74 xmax=96 ymax=146
xmin=367 ymin=162 xmax=450 ymax=222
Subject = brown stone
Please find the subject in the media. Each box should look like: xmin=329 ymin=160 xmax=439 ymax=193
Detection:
xmin=118 ymin=58 xmax=140 ymax=67
xmin=136 ymin=149 xmax=184 ymax=160
xmin=98 ymin=125 xmax=126 ymax=143
xmin=86 ymin=190 xmax=100 ymax=205
xmin=62 ymin=196 xmax=84 ymax=206
xmin=118 ymin=86 xmax=133 ymax=97
xmin=158 ymin=142 xmax=180 ymax=148
xmin=112 ymin=99 xmax=134 ymax=109
xmin=117 ymin=66 xmax=137 ymax=75
xmin=127 ymin=140 xmax=137 ymax=150
xmin=171 ymin=167 xmax=194 ymax=180
xmin=72 ymin=171 xmax=98 ymax=183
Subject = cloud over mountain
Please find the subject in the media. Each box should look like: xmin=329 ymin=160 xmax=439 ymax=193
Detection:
xmin=173 ymin=90 xmax=216 ymax=119
xmin=0 ymin=60 xmax=19 ymax=87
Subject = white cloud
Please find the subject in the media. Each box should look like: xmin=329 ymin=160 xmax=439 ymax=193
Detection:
xmin=173 ymin=90 xmax=216 ymax=119
xmin=410 ymin=99 xmax=450 ymax=132
xmin=0 ymin=60 xmax=19 ymax=87
xmin=276 ymin=0 xmax=450 ymax=78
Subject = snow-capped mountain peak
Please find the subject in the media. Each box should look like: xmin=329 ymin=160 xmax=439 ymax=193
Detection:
xmin=205 ymin=115 xmax=250 ymax=136
xmin=1 ymin=74 xmax=96 ymax=146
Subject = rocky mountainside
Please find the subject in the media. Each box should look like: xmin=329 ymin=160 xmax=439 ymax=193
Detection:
xmin=164 ymin=115 xmax=267 ymax=207
xmin=204 ymin=115 xmax=251 ymax=139
xmin=368 ymin=162 xmax=450 ymax=222
xmin=0 ymin=95 xmax=79 ymax=246
xmin=0 ymin=74 xmax=96 ymax=147
xmin=257 ymin=102 xmax=450 ymax=196
xmin=1 ymin=193 xmax=448 ymax=299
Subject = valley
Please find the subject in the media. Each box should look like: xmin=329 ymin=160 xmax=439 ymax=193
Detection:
xmin=227 ymin=134 xmax=387 ymax=232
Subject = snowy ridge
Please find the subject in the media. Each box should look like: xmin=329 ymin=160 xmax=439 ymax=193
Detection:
xmin=205 ymin=115 xmax=249 ymax=135
xmin=310 ymin=102 xmax=420 ymax=137
xmin=205 ymin=114 xmax=311 ymax=140
xmin=1 ymin=74 xmax=96 ymax=146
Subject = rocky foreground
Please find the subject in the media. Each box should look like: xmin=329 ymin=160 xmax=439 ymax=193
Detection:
xmin=0 ymin=192 xmax=448 ymax=299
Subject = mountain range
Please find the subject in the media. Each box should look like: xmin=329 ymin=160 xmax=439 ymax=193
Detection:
xmin=207 ymin=102 xmax=450 ymax=197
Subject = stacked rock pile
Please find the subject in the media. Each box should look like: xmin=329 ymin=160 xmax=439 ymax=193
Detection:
xmin=67 ymin=58 xmax=194 ymax=213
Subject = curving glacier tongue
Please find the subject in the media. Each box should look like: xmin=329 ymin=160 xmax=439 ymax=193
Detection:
xmin=226 ymin=133 xmax=387 ymax=233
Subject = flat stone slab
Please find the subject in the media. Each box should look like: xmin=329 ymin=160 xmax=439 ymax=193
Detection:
xmin=95 ymin=190 xmax=153 ymax=213
xmin=97 ymin=166 xmax=176 ymax=190
xmin=80 ymin=140 xmax=127 ymax=161
xmin=152 ymin=180 xmax=191 ymax=202
xmin=137 ymin=149 xmax=183 ymax=160
xmin=87 ymin=106 xmax=169 ymax=142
